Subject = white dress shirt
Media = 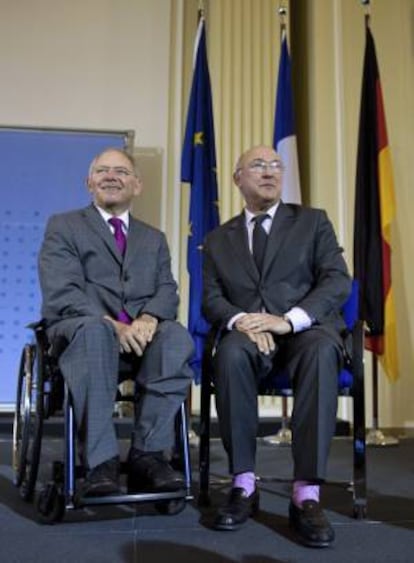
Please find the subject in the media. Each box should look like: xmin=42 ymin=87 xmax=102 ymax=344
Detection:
xmin=95 ymin=205 xmax=129 ymax=235
xmin=227 ymin=204 xmax=312 ymax=333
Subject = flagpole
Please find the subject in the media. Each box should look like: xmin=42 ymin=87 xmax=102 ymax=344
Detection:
xmin=273 ymin=3 xmax=293 ymax=446
xmin=181 ymin=10 xmax=220 ymax=448
xmin=361 ymin=0 xmax=370 ymax=31
xmin=357 ymin=0 xmax=398 ymax=448
xmin=186 ymin=2 xmax=206 ymax=450
xmin=198 ymin=3 xmax=204 ymax=21
xmin=186 ymin=6 xmax=203 ymax=451
xmin=262 ymin=3 xmax=292 ymax=447
xmin=366 ymin=353 xmax=399 ymax=446
xmin=278 ymin=3 xmax=287 ymax=31
xmin=187 ymin=6 xmax=204 ymax=449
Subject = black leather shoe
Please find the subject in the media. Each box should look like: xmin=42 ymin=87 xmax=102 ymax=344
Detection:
xmin=213 ymin=487 xmax=260 ymax=531
xmin=289 ymin=500 xmax=335 ymax=547
xmin=78 ymin=456 xmax=120 ymax=498
xmin=127 ymin=448 xmax=185 ymax=493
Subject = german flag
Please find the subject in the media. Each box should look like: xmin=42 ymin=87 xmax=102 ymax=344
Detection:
xmin=353 ymin=23 xmax=398 ymax=381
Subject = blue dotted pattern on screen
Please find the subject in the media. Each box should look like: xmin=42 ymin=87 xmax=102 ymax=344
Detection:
xmin=0 ymin=129 xmax=126 ymax=404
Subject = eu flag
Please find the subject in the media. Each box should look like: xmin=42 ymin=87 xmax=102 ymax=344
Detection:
xmin=181 ymin=17 xmax=219 ymax=383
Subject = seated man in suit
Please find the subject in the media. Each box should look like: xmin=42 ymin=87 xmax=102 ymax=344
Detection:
xmin=202 ymin=145 xmax=351 ymax=547
xmin=39 ymin=148 xmax=194 ymax=498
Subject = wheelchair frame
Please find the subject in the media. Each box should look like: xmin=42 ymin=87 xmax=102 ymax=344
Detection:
xmin=12 ymin=324 xmax=193 ymax=524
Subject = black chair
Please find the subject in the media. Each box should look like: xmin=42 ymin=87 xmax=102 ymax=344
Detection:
xmin=198 ymin=281 xmax=367 ymax=519
xmin=12 ymin=323 xmax=192 ymax=523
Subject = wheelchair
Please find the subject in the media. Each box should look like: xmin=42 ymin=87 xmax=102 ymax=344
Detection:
xmin=12 ymin=323 xmax=193 ymax=524
xmin=198 ymin=281 xmax=367 ymax=519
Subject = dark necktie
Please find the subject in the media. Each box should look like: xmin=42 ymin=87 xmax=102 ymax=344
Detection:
xmin=108 ymin=217 xmax=130 ymax=324
xmin=252 ymin=214 xmax=269 ymax=272
xmin=108 ymin=217 xmax=127 ymax=256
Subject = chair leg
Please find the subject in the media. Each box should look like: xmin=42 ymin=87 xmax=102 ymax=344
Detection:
xmin=198 ymin=368 xmax=212 ymax=506
xmin=64 ymin=386 xmax=76 ymax=507
xmin=351 ymin=320 xmax=367 ymax=519
xmin=178 ymin=402 xmax=192 ymax=496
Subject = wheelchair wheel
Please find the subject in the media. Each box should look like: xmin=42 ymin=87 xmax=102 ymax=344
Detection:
xmin=12 ymin=343 xmax=44 ymax=501
xmin=36 ymin=483 xmax=65 ymax=524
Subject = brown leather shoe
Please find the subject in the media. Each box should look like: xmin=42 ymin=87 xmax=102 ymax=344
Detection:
xmin=127 ymin=449 xmax=185 ymax=493
xmin=78 ymin=456 xmax=120 ymax=498
xmin=289 ymin=500 xmax=335 ymax=547
xmin=213 ymin=487 xmax=260 ymax=531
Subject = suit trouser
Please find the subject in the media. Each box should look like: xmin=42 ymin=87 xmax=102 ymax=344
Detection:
xmin=212 ymin=328 xmax=341 ymax=481
xmin=57 ymin=318 xmax=194 ymax=469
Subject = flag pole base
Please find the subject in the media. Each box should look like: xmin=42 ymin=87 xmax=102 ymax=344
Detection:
xmin=188 ymin=427 xmax=200 ymax=448
xmin=366 ymin=428 xmax=399 ymax=447
xmin=261 ymin=427 xmax=292 ymax=446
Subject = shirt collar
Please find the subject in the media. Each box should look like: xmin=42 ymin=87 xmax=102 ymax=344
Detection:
xmin=95 ymin=205 xmax=130 ymax=230
xmin=244 ymin=201 xmax=280 ymax=227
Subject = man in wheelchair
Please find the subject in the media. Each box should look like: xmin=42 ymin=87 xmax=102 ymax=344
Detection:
xmin=202 ymin=145 xmax=352 ymax=547
xmin=38 ymin=148 xmax=194 ymax=500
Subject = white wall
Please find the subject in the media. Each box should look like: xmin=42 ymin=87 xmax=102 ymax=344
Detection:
xmin=0 ymin=1 xmax=171 ymax=148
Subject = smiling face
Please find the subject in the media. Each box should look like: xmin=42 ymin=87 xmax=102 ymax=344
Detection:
xmin=233 ymin=145 xmax=284 ymax=213
xmin=86 ymin=149 xmax=142 ymax=215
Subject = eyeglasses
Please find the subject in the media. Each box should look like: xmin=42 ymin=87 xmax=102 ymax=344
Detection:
xmin=247 ymin=159 xmax=285 ymax=174
xmin=93 ymin=166 xmax=135 ymax=178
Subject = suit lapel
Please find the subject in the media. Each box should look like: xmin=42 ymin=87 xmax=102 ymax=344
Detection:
xmin=226 ymin=213 xmax=259 ymax=282
xmin=82 ymin=205 xmax=123 ymax=264
xmin=262 ymin=202 xmax=296 ymax=276
xmin=124 ymin=215 xmax=148 ymax=266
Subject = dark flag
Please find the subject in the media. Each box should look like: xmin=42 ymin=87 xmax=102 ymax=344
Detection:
xmin=181 ymin=16 xmax=219 ymax=383
xmin=353 ymin=24 xmax=398 ymax=381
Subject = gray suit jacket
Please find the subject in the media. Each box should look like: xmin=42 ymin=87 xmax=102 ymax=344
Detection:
xmin=39 ymin=204 xmax=179 ymax=341
xmin=202 ymin=202 xmax=352 ymax=334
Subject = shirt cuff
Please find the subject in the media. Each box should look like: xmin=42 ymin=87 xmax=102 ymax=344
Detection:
xmin=227 ymin=312 xmax=247 ymax=330
xmin=284 ymin=307 xmax=312 ymax=333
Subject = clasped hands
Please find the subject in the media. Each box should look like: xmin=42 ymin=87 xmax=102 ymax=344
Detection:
xmin=104 ymin=313 xmax=158 ymax=356
xmin=234 ymin=313 xmax=292 ymax=355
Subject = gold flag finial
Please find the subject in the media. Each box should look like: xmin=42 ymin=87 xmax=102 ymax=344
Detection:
xmin=198 ymin=1 xmax=204 ymax=19
xmin=360 ymin=0 xmax=371 ymax=26
xmin=278 ymin=3 xmax=287 ymax=33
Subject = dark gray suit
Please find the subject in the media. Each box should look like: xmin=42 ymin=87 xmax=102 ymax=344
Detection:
xmin=202 ymin=202 xmax=352 ymax=481
xmin=39 ymin=204 xmax=194 ymax=469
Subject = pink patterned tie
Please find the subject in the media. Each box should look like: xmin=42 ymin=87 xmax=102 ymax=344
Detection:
xmin=108 ymin=217 xmax=131 ymax=324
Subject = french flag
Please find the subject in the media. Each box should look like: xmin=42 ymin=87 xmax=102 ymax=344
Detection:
xmin=273 ymin=30 xmax=301 ymax=204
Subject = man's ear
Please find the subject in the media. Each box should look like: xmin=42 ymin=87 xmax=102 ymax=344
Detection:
xmin=134 ymin=177 xmax=143 ymax=197
xmin=233 ymin=170 xmax=241 ymax=186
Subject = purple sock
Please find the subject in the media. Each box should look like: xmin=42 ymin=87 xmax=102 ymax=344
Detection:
xmin=232 ymin=472 xmax=256 ymax=496
xmin=292 ymin=480 xmax=320 ymax=508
